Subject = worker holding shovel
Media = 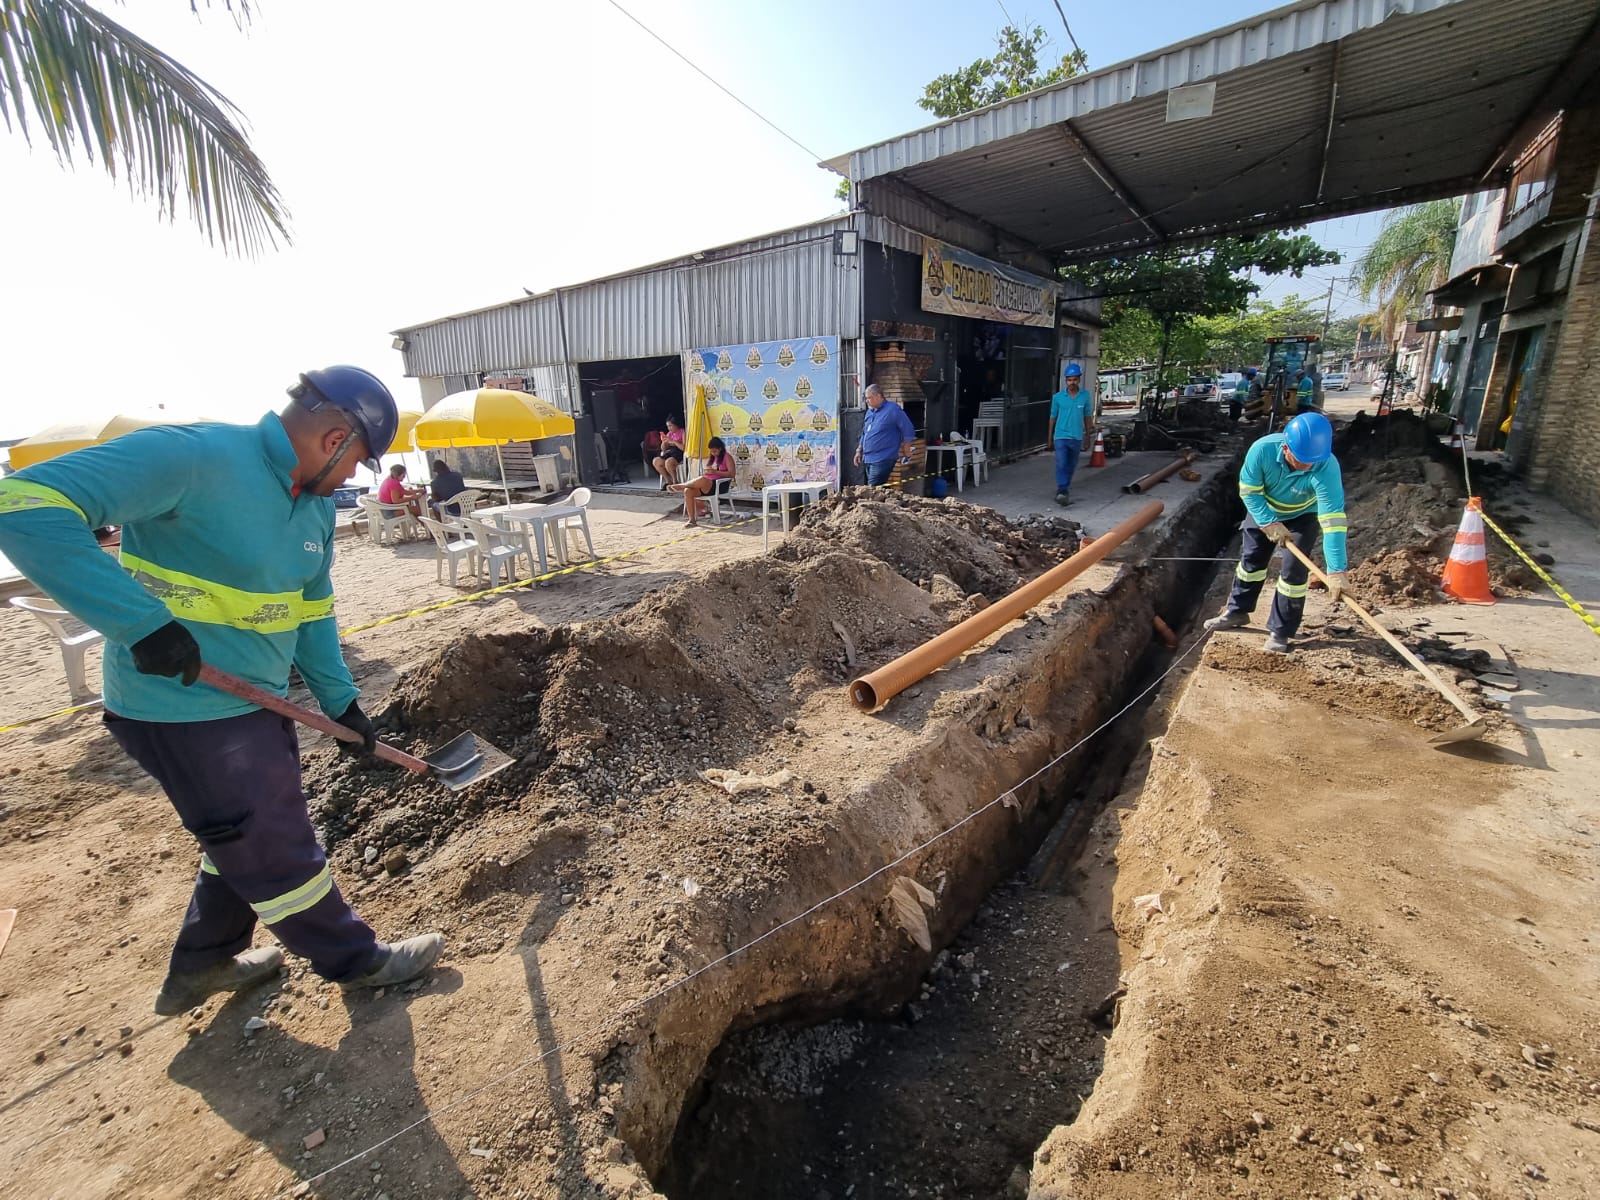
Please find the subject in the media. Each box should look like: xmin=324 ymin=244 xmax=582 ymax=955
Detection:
xmin=1203 ymin=411 xmax=1349 ymax=654
xmin=0 ymin=367 xmax=445 ymax=1015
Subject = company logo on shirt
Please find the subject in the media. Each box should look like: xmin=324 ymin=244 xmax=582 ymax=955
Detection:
xmin=304 ymin=541 xmax=322 ymax=553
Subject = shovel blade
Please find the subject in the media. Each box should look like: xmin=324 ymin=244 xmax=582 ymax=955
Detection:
xmin=1428 ymin=718 xmax=1488 ymax=747
xmin=421 ymin=730 xmax=515 ymax=791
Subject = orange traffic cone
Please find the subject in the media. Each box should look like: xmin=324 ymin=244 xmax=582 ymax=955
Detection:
xmin=1088 ymin=429 xmax=1107 ymax=468
xmin=1440 ymin=497 xmax=1495 ymax=605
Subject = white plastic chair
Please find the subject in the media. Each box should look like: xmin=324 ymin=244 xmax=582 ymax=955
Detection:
xmin=10 ymin=596 xmax=103 ymax=704
xmin=948 ymin=432 xmax=989 ymax=486
xmin=358 ymin=495 xmax=418 ymax=545
xmin=432 ymin=488 xmax=481 ymax=519
xmin=555 ymin=487 xmax=596 ymax=560
xmin=461 ymin=517 xmax=526 ymax=588
xmin=418 ymin=516 xmax=480 ymax=586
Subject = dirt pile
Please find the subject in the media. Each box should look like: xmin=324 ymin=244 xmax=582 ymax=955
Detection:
xmin=774 ymin=487 xmax=1078 ymax=599
xmin=1335 ymin=412 xmax=1529 ymax=606
xmin=305 ymin=493 xmax=1076 ymax=885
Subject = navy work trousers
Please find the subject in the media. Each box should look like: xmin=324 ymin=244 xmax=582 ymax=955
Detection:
xmin=1225 ymin=511 xmax=1322 ymax=639
xmin=105 ymin=709 xmax=381 ymax=982
xmin=1053 ymin=437 xmax=1083 ymax=495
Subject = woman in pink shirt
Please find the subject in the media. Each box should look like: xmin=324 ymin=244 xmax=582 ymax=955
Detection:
xmin=669 ymin=436 xmax=734 ymax=526
xmin=377 ymin=464 xmax=423 ymax=516
xmin=651 ymin=417 xmax=686 ymax=489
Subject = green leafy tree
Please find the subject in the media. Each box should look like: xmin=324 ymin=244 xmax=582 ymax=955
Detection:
xmin=919 ymin=23 xmax=1086 ymax=118
xmin=0 ymin=0 xmax=288 ymax=254
xmin=1074 ymin=236 xmax=1339 ymax=407
xmin=1353 ymin=200 xmax=1460 ymax=342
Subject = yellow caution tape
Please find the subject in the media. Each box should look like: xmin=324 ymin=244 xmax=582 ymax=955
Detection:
xmin=1479 ymin=507 xmax=1600 ymax=640
xmin=0 ymin=698 xmax=103 ymax=735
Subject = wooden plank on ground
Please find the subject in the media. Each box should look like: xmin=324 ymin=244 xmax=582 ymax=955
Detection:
xmin=0 ymin=909 xmax=15 ymax=964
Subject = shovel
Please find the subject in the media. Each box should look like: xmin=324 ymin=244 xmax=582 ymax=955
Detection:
xmin=1280 ymin=541 xmax=1488 ymax=746
xmin=198 ymin=664 xmax=514 ymax=789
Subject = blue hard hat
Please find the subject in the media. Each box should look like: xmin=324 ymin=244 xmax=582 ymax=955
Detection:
xmin=1284 ymin=411 xmax=1334 ymax=464
xmin=289 ymin=366 xmax=399 ymax=472
xmin=1244 ymin=367 xmax=1257 ymax=377
xmin=1063 ymin=363 xmax=1083 ymax=379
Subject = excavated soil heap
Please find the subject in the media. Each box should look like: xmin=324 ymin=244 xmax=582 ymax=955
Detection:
xmin=304 ymin=493 xmax=1080 ymax=874
xmin=1335 ymin=413 xmax=1530 ymax=606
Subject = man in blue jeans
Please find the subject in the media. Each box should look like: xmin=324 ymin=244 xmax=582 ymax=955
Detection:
xmin=1050 ymin=363 xmax=1095 ymax=506
xmin=854 ymin=383 xmax=917 ymax=486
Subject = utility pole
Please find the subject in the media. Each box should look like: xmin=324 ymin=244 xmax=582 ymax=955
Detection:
xmin=1320 ymin=279 xmax=1335 ymax=341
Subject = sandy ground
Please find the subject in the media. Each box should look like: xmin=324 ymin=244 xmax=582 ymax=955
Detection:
xmin=2 ymin=431 xmax=1597 ymax=1200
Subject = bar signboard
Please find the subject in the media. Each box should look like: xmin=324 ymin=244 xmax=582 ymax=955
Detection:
xmin=921 ymin=238 xmax=1059 ymax=328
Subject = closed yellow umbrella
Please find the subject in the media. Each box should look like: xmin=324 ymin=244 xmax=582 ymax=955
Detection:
xmin=8 ymin=414 xmax=171 ymax=470
xmin=412 ymin=388 xmax=576 ymax=496
xmin=684 ymin=382 xmax=713 ymax=459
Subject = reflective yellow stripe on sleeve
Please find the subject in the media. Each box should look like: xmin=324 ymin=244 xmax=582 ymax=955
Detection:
xmin=251 ymin=867 xmax=334 ymax=925
xmin=0 ymin=478 xmax=88 ymax=522
xmin=122 ymin=553 xmax=328 ymax=635
xmin=1319 ymin=510 xmax=1348 ymax=533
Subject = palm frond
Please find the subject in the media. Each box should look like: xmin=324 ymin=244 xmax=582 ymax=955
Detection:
xmin=0 ymin=0 xmax=288 ymax=254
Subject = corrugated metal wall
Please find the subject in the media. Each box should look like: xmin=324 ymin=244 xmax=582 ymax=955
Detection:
xmin=399 ymin=220 xmax=860 ymax=380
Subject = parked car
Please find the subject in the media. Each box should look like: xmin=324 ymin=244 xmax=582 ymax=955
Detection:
xmin=1217 ymin=371 xmax=1243 ymax=392
xmin=1323 ymin=371 xmax=1349 ymax=390
xmin=1183 ymin=376 xmax=1217 ymax=400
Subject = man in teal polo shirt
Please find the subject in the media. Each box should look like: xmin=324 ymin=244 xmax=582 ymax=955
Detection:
xmin=0 ymin=367 xmax=445 ymax=1014
xmin=1049 ymin=363 xmax=1095 ymax=506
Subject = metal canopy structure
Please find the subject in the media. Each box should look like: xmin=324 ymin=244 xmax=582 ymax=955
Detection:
xmin=830 ymin=0 xmax=1600 ymax=265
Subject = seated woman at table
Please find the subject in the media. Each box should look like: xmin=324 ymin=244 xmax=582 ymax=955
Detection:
xmin=377 ymin=463 xmax=424 ymax=517
xmin=650 ymin=417 xmax=686 ymax=490
xmin=669 ymin=436 xmax=734 ymax=526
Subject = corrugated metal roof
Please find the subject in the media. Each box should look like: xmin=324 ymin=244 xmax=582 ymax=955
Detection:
xmin=395 ymin=217 xmax=861 ymax=378
xmin=834 ymin=0 xmax=1599 ymax=260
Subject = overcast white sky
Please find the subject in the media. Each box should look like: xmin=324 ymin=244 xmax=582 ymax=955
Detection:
xmin=0 ymin=0 xmax=1378 ymax=441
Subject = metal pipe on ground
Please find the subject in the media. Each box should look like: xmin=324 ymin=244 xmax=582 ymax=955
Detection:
xmin=1123 ymin=451 xmax=1197 ymax=494
xmin=848 ymin=501 xmax=1165 ymax=712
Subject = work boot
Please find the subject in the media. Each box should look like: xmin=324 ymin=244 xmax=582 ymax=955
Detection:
xmin=1054 ymin=492 xmax=1071 ymax=507
xmin=154 ymin=946 xmax=284 ymax=1016
xmin=340 ymin=933 xmax=446 ymax=993
xmin=1263 ymin=633 xmax=1291 ymax=654
xmin=1203 ymin=609 xmax=1249 ymax=632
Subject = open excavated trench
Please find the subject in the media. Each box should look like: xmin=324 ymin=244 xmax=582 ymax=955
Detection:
xmin=306 ymin=462 xmax=1243 ymax=1198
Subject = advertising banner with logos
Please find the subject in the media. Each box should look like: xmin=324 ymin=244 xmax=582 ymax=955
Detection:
xmin=685 ymin=336 xmax=840 ymax=494
xmin=921 ymin=238 xmax=1058 ymax=328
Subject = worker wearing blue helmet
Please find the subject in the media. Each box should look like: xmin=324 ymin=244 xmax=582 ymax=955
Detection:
xmin=0 ymin=366 xmax=445 ymax=1014
xmin=1203 ymin=411 xmax=1349 ymax=654
xmin=1049 ymin=362 xmax=1095 ymax=506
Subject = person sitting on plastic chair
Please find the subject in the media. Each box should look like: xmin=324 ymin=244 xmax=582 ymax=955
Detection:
xmin=669 ymin=437 xmax=734 ymax=526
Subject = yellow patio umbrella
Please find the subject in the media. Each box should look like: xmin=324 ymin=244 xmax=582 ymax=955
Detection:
xmin=411 ymin=388 xmax=576 ymax=495
xmin=389 ymin=408 xmax=425 ymax=454
xmin=684 ymin=382 xmax=714 ymax=460
xmin=8 ymin=413 xmax=173 ymax=470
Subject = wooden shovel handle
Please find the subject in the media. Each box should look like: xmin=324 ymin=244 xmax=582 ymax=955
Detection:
xmin=1279 ymin=541 xmax=1482 ymax=725
xmin=197 ymin=664 xmax=431 ymax=775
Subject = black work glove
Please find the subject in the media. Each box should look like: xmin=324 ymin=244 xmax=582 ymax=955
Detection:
xmin=334 ymin=700 xmax=377 ymax=756
xmin=130 ymin=621 xmax=202 ymax=686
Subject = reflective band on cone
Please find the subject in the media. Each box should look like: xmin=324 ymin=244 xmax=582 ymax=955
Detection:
xmin=1441 ymin=497 xmax=1495 ymax=605
xmin=1446 ymin=418 xmax=1465 ymax=449
xmin=1089 ymin=430 xmax=1107 ymax=468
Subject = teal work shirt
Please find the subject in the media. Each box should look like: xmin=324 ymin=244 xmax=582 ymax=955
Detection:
xmin=1049 ymin=386 xmax=1094 ymax=442
xmin=0 ymin=414 xmax=357 ymax=722
xmin=1237 ymin=433 xmax=1349 ymax=572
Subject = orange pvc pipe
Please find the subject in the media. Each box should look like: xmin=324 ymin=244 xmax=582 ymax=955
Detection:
xmin=1123 ymin=451 xmax=1196 ymax=494
xmin=848 ymin=500 xmax=1165 ymax=711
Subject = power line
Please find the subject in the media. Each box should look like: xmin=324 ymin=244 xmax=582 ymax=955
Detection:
xmin=599 ymin=0 xmax=825 ymax=164
xmin=1051 ymin=0 xmax=1083 ymax=56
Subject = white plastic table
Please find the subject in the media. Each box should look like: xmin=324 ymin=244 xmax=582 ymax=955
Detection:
xmin=761 ymin=482 xmax=832 ymax=550
xmin=477 ymin=502 xmax=590 ymax=574
xmin=923 ymin=442 xmax=972 ymax=492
